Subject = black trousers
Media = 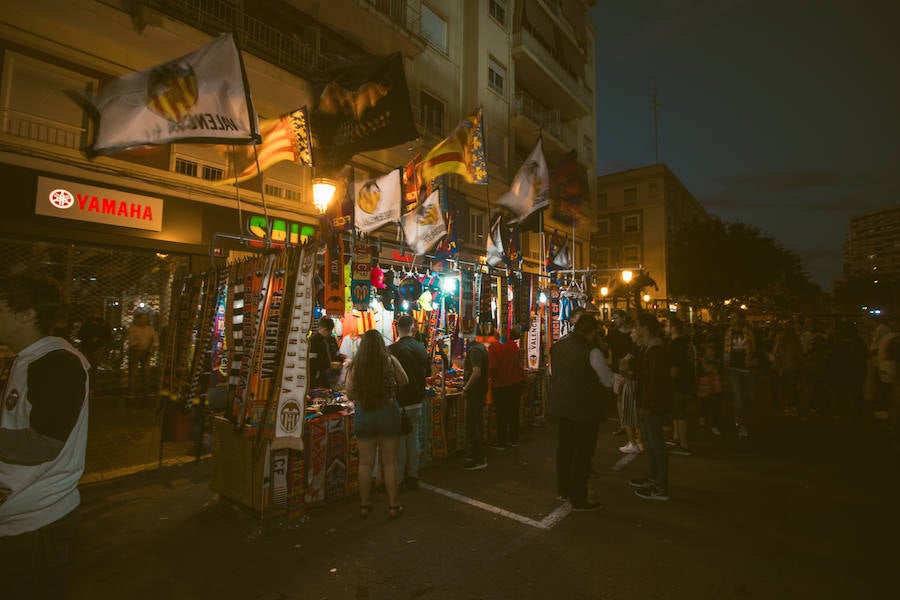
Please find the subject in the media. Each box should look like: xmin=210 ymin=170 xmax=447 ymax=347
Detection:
xmin=493 ymin=382 xmax=523 ymax=446
xmin=465 ymin=391 xmax=487 ymax=463
xmin=0 ymin=507 xmax=79 ymax=600
xmin=555 ymin=417 xmax=599 ymax=505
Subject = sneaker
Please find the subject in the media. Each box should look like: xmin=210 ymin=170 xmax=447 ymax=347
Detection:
xmin=669 ymin=446 xmax=692 ymax=456
xmin=556 ymin=494 xmax=570 ymax=502
xmin=634 ymin=485 xmax=670 ymax=501
xmin=628 ymin=476 xmax=654 ymax=488
xmin=488 ymin=443 xmax=508 ymax=451
xmin=509 ymin=442 xmax=520 ymax=448
xmin=571 ymin=501 xmax=603 ymax=512
xmin=710 ymin=427 xmax=721 ymax=436
xmin=619 ymin=442 xmax=640 ymax=454
xmin=665 ymin=439 xmax=678 ymax=447
xmin=463 ymin=460 xmax=487 ymax=471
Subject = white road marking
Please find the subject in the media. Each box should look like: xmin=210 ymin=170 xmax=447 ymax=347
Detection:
xmin=610 ymin=453 xmax=638 ymax=471
xmin=419 ymin=482 xmax=571 ymax=530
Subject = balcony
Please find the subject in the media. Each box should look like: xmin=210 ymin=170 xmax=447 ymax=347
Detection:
xmin=512 ymin=27 xmax=592 ymax=119
xmin=512 ymin=91 xmax=592 ymax=164
xmin=285 ymin=0 xmax=427 ymax=58
xmin=142 ymin=0 xmax=332 ymax=79
xmin=1 ymin=110 xmax=86 ymax=151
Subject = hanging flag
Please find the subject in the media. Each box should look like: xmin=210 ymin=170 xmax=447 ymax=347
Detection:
xmin=92 ymin=33 xmax=259 ymax=154
xmin=459 ymin=269 xmax=477 ymax=339
xmin=323 ymin=234 xmax=345 ymax=316
xmin=402 ymin=190 xmax=446 ymax=255
xmin=323 ymin=165 xmax=355 ymax=232
xmin=545 ymin=229 xmax=562 ymax=273
xmin=497 ymin=139 xmax=549 ymax=223
xmin=421 ymin=107 xmax=488 ymax=184
xmin=431 ymin=209 xmax=458 ymax=270
xmin=504 ymin=224 xmax=523 ymax=272
xmin=550 ymin=150 xmax=588 ymax=227
xmin=485 ymin=213 xmax=505 ymax=267
xmin=351 ymin=240 xmax=372 ymax=310
xmin=311 ymin=52 xmax=418 ymax=171
xmin=548 ymin=234 xmax=573 ymax=272
xmin=354 ymin=169 xmax=402 ymax=233
xmin=402 ymin=154 xmax=425 ymax=216
xmin=230 ymin=107 xmax=313 ymax=182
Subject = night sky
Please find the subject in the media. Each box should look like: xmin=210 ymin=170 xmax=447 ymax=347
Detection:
xmin=590 ymin=0 xmax=900 ymax=290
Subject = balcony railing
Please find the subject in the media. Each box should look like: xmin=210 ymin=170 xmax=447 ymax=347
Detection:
xmin=141 ymin=0 xmax=332 ymax=78
xmin=1 ymin=110 xmax=85 ymax=150
xmin=513 ymin=28 xmax=592 ymax=110
xmin=513 ymin=91 xmax=577 ymax=148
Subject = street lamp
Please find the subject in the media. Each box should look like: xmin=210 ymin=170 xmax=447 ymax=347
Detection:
xmin=621 ymin=270 xmax=633 ymax=283
xmin=643 ymin=293 xmax=651 ymax=306
xmin=311 ymin=176 xmax=337 ymax=214
xmin=600 ymin=286 xmax=609 ymax=297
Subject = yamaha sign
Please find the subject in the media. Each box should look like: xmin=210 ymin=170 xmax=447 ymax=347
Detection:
xmin=35 ymin=177 xmax=163 ymax=232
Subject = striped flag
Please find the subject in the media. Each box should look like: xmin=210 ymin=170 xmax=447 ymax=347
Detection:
xmin=92 ymin=33 xmax=259 ymax=154
xmin=421 ymin=107 xmax=488 ymax=184
xmin=231 ymin=107 xmax=313 ymax=182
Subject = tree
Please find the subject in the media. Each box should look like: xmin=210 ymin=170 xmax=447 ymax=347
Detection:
xmin=668 ymin=218 xmax=822 ymax=317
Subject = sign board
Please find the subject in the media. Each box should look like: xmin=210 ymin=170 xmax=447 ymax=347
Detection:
xmin=35 ymin=177 xmax=163 ymax=232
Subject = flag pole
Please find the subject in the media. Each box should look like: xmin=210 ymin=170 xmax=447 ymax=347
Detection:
xmin=252 ymin=144 xmax=271 ymax=249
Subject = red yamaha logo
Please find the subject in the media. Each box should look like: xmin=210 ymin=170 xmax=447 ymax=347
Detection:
xmin=48 ymin=188 xmax=75 ymax=209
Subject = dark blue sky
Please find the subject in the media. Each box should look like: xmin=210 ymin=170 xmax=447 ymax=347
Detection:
xmin=590 ymin=0 xmax=900 ymax=289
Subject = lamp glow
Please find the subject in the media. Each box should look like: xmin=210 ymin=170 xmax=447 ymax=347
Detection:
xmin=622 ymin=270 xmax=633 ymax=283
xmin=441 ymin=277 xmax=458 ymax=293
xmin=600 ymin=286 xmax=609 ymax=297
xmin=538 ymin=291 xmax=548 ymax=305
xmin=642 ymin=293 xmax=650 ymax=303
xmin=311 ymin=177 xmax=337 ymax=214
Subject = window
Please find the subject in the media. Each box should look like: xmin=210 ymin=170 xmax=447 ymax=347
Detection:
xmin=597 ymin=218 xmax=610 ymax=235
xmin=623 ymin=245 xmax=640 ymax=263
xmin=623 ymin=215 xmax=640 ymax=232
xmin=202 ymin=165 xmax=224 ymax=181
xmin=419 ymin=90 xmax=445 ymax=136
xmin=174 ymin=158 xmax=198 ymax=177
xmin=624 ymin=188 xmax=637 ymax=206
xmin=469 ymin=209 xmax=486 ymax=245
xmin=598 ymin=192 xmax=608 ymax=209
xmin=594 ymin=247 xmax=610 ymax=268
xmin=264 ymin=183 xmax=300 ymax=202
xmin=488 ymin=56 xmax=506 ymax=96
xmin=489 ymin=0 xmax=507 ymax=27
xmin=421 ymin=5 xmax=448 ymax=53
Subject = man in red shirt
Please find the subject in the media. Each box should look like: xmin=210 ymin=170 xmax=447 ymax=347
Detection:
xmin=489 ymin=328 xmax=525 ymax=449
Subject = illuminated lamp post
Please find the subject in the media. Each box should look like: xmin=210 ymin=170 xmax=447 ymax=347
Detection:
xmin=311 ymin=176 xmax=337 ymax=214
xmin=621 ymin=270 xmax=633 ymax=310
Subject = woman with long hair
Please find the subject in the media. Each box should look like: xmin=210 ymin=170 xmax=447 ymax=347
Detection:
xmin=346 ymin=329 xmax=409 ymax=519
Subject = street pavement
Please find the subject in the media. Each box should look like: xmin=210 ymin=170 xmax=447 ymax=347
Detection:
xmin=70 ymin=414 xmax=898 ymax=600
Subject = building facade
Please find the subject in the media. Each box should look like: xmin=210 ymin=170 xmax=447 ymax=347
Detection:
xmin=842 ymin=205 xmax=900 ymax=281
xmin=590 ymin=164 xmax=710 ymax=309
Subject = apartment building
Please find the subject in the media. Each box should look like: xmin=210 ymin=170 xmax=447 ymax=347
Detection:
xmin=842 ymin=204 xmax=900 ymax=281
xmin=591 ymin=164 xmax=710 ymax=307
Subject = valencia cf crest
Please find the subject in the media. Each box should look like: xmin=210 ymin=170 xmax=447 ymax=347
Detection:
xmin=5 ymin=389 xmax=19 ymax=411
xmin=146 ymin=62 xmax=199 ymax=122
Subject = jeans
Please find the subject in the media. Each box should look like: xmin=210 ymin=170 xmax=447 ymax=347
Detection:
xmin=728 ymin=368 xmax=756 ymax=427
xmin=0 ymin=508 xmax=79 ymax=600
xmin=555 ymin=417 xmax=600 ymax=505
xmin=465 ymin=391 xmax=487 ymax=463
xmin=398 ymin=403 xmax=423 ymax=479
xmin=640 ymin=413 xmax=669 ymax=492
xmin=493 ymin=382 xmax=523 ymax=446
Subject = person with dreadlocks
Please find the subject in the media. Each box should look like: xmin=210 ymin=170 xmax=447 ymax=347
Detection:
xmin=346 ymin=329 xmax=409 ymax=520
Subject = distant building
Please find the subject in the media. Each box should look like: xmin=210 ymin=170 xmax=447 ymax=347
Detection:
xmin=591 ymin=164 xmax=710 ymax=309
xmin=842 ymin=205 xmax=900 ymax=280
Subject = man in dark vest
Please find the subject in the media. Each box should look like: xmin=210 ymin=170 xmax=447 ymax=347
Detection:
xmin=389 ymin=315 xmax=431 ymax=489
xmin=549 ymin=313 xmax=614 ymax=511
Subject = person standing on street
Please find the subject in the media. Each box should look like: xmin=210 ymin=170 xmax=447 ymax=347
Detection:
xmin=489 ymin=327 xmax=526 ymax=450
xmin=549 ymin=314 xmax=614 ymax=511
xmin=724 ymin=311 xmax=758 ymax=438
xmin=347 ymin=330 xmax=409 ymax=520
xmin=0 ymin=274 xmax=91 ymax=599
xmin=462 ymin=328 xmax=490 ymax=471
xmin=607 ymin=309 xmax=637 ymax=436
xmin=389 ymin=315 xmax=431 ymax=490
xmin=630 ymin=313 xmax=673 ymax=502
xmin=309 ymin=316 xmax=341 ymax=388
xmin=666 ymin=317 xmax=696 ymax=456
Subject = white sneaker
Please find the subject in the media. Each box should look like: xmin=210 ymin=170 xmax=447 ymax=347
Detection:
xmin=711 ymin=427 xmax=721 ymax=436
xmin=619 ymin=442 xmax=640 ymax=454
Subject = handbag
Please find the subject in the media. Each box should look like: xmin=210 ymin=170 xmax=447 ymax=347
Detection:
xmin=400 ymin=405 xmax=413 ymax=434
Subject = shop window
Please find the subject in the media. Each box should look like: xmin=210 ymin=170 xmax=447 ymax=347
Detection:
xmin=624 ymin=187 xmax=637 ymax=206
xmin=623 ymin=244 xmax=640 ymax=263
xmin=421 ymin=4 xmax=448 ymax=53
xmin=597 ymin=218 xmax=610 ymax=235
xmin=488 ymin=56 xmax=506 ymax=97
xmin=419 ymin=90 xmax=446 ymax=137
xmin=623 ymin=215 xmax=640 ymax=232
xmin=489 ymin=0 xmax=507 ymax=27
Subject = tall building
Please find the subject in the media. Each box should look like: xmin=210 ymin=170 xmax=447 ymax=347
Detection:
xmin=590 ymin=164 xmax=710 ymax=308
xmin=842 ymin=204 xmax=900 ymax=280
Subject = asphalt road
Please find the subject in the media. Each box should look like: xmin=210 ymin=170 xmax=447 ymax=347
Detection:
xmin=71 ymin=414 xmax=898 ymax=599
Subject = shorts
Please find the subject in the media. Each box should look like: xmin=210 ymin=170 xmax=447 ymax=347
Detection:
xmin=671 ymin=391 xmax=692 ymax=420
xmin=353 ymin=400 xmax=402 ymax=439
